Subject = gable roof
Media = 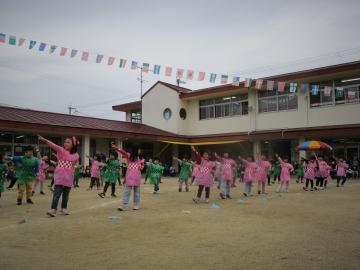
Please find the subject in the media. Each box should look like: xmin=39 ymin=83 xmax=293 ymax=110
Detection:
xmin=112 ymin=101 xmax=142 ymax=112
xmin=141 ymin=81 xmax=191 ymax=99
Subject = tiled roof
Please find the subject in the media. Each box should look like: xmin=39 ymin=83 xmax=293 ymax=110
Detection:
xmin=112 ymin=101 xmax=142 ymax=112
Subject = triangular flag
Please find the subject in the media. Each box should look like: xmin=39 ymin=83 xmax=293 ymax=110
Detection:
xmin=18 ymin=38 xmax=25 ymax=46
xmin=70 ymin=49 xmax=78 ymax=58
xmin=300 ymin=83 xmax=309 ymax=94
xmin=324 ymin=86 xmax=332 ymax=96
xmin=266 ymin=80 xmax=274 ymax=91
xmin=221 ymin=75 xmax=228 ymax=84
xmin=198 ymin=72 xmax=206 ymax=81
xmin=0 ymin=33 xmax=5 ymax=43
xmin=29 ymin=40 xmax=37 ymax=49
xmin=255 ymin=79 xmax=263 ymax=89
xmin=209 ymin=73 xmax=217 ymax=83
xmin=232 ymin=76 xmax=240 ymax=86
xmin=119 ymin=59 xmax=127 ymax=68
xmin=176 ymin=69 xmax=184 ymax=78
xmin=9 ymin=35 xmax=16 ymax=45
xmin=165 ymin=66 xmax=172 ymax=76
xmin=131 ymin=61 xmax=138 ymax=70
xmin=96 ymin=55 xmax=103 ymax=63
xmin=187 ymin=70 xmax=194 ymax=80
xmin=81 ymin=51 xmax=89 ymax=61
xmin=142 ymin=63 xmax=150 ymax=72
xmin=289 ymin=82 xmax=297 ymax=93
xmin=244 ymin=78 xmax=252 ymax=87
xmin=311 ymin=85 xmax=319 ymax=95
xmin=107 ymin=57 xmax=115 ymax=65
xmin=38 ymin=43 xmax=47 ymax=51
xmin=60 ymin=47 xmax=67 ymax=56
xmin=153 ymin=65 xmax=161 ymax=74
xmin=278 ymin=82 xmax=286 ymax=92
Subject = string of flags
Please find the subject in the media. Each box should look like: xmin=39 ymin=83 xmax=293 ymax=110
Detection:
xmin=0 ymin=32 xmax=356 ymax=98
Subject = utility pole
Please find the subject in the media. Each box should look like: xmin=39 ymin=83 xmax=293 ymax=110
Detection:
xmin=176 ymin=78 xmax=186 ymax=87
xmin=68 ymin=104 xmax=76 ymax=115
xmin=137 ymin=67 xmax=146 ymax=99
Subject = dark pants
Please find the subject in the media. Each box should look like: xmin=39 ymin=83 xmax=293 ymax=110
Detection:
xmin=103 ymin=182 xmax=115 ymax=195
xmin=154 ymin=184 xmax=159 ymax=192
xmin=197 ymin=185 xmax=210 ymax=199
xmin=267 ymin=175 xmax=271 ymax=185
xmin=315 ymin=177 xmax=324 ymax=187
xmin=90 ymin=177 xmax=100 ymax=189
xmin=273 ymin=175 xmax=280 ymax=182
xmin=73 ymin=177 xmax=80 ymax=186
xmin=305 ymin=179 xmax=314 ymax=189
xmin=51 ymin=185 xmax=71 ymax=210
xmin=7 ymin=177 xmax=17 ymax=189
xmin=337 ymin=176 xmax=347 ymax=186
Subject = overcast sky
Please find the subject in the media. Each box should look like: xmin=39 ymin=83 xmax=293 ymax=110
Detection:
xmin=0 ymin=0 xmax=359 ymax=120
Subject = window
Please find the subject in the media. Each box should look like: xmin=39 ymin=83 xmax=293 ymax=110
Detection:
xmin=258 ymin=89 xmax=298 ymax=113
xmin=179 ymin=108 xmax=187 ymax=120
xmin=199 ymin=94 xmax=248 ymax=120
xmin=163 ymin=108 xmax=172 ymax=120
xmin=130 ymin=110 xmax=142 ymax=123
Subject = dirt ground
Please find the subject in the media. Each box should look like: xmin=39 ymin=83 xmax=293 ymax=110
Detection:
xmin=0 ymin=177 xmax=359 ymax=270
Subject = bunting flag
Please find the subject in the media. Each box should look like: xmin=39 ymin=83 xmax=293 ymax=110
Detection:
xmin=187 ymin=70 xmax=194 ymax=80
xmin=324 ymin=86 xmax=332 ymax=96
xmin=290 ymin=82 xmax=297 ymax=93
xmin=50 ymin=45 xmax=57 ymax=53
xmin=255 ymin=79 xmax=263 ymax=89
xmin=311 ymin=85 xmax=319 ymax=95
xmin=70 ymin=49 xmax=78 ymax=58
xmin=96 ymin=54 xmax=103 ymax=63
xmin=232 ymin=76 xmax=240 ymax=86
xmin=335 ymin=87 xmax=344 ymax=97
xmin=198 ymin=72 xmax=206 ymax=81
xmin=29 ymin=40 xmax=36 ymax=49
xmin=107 ymin=57 xmax=115 ymax=65
xmin=0 ymin=33 xmax=5 ymax=43
xmin=300 ymin=83 xmax=309 ymax=94
xmin=81 ymin=51 xmax=89 ymax=61
xmin=176 ymin=68 xmax=184 ymax=78
xmin=209 ymin=73 xmax=217 ymax=83
xmin=266 ymin=80 xmax=274 ymax=91
xmin=131 ymin=61 xmax=138 ymax=70
xmin=142 ymin=63 xmax=150 ymax=72
xmin=18 ymin=38 xmax=25 ymax=46
xmin=278 ymin=81 xmax=286 ymax=92
xmin=244 ymin=78 xmax=252 ymax=87
xmin=153 ymin=65 xmax=161 ymax=74
xmin=348 ymin=90 xmax=356 ymax=99
xmin=38 ymin=43 xmax=47 ymax=51
xmin=60 ymin=47 xmax=67 ymax=56
xmin=119 ymin=59 xmax=127 ymax=68
xmin=165 ymin=66 xmax=172 ymax=76
xmin=9 ymin=35 xmax=16 ymax=45
xmin=221 ymin=75 xmax=228 ymax=84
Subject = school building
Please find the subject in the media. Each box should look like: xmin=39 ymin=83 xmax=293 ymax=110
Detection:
xmin=1 ymin=61 xmax=360 ymax=166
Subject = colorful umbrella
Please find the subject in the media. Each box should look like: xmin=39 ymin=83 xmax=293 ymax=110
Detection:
xmin=296 ymin=140 xmax=333 ymax=152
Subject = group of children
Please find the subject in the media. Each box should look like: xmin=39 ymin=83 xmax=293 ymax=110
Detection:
xmin=0 ymin=138 xmax=352 ymax=215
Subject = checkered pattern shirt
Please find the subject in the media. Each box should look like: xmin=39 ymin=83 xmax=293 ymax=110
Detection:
xmin=58 ymin=160 xmax=75 ymax=169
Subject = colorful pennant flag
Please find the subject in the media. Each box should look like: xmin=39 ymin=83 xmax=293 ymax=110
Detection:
xmin=290 ymin=82 xmax=297 ymax=93
xmin=96 ymin=54 xmax=103 ymax=63
xmin=324 ymin=86 xmax=332 ymax=96
xmin=335 ymin=87 xmax=344 ymax=97
xmin=300 ymin=83 xmax=309 ymax=94
xmin=142 ymin=63 xmax=150 ymax=72
xmin=131 ymin=61 xmax=138 ymax=70
xmin=153 ymin=65 xmax=161 ymax=74
xmin=209 ymin=73 xmax=217 ymax=83
xmin=0 ymin=33 xmax=5 ymax=43
xmin=221 ymin=75 xmax=228 ymax=84
xmin=81 ymin=51 xmax=89 ymax=61
xmin=70 ymin=49 xmax=78 ymax=58
xmin=18 ymin=38 xmax=25 ymax=47
xmin=348 ymin=90 xmax=356 ymax=99
xmin=29 ymin=40 xmax=36 ymax=49
xmin=278 ymin=82 xmax=286 ymax=92
xmin=107 ymin=57 xmax=115 ymax=65
xmin=187 ymin=70 xmax=194 ymax=80
xmin=119 ymin=59 xmax=127 ymax=68
xmin=255 ymin=79 xmax=263 ymax=89
xmin=38 ymin=43 xmax=47 ymax=51
xmin=232 ymin=76 xmax=240 ymax=86
xmin=9 ymin=35 xmax=16 ymax=45
xmin=244 ymin=78 xmax=252 ymax=87
xmin=176 ymin=69 xmax=184 ymax=78
xmin=311 ymin=85 xmax=319 ymax=95
xmin=165 ymin=66 xmax=172 ymax=76
xmin=266 ymin=80 xmax=274 ymax=91
xmin=60 ymin=47 xmax=67 ymax=56
xmin=198 ymin=72 xmax=206 ymax=81
xmin=49 ymin=45 xmax=57 ymax=53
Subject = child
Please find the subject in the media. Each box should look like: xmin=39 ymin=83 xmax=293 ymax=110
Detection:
xmin=272 ymin=160 xmax=281 ymax=184
xmin=98 ymin=151 xmax=121 ymax=198
xmin=112 ymin=143 xmax=144 ymax=211
xmin=335 ymin=157 xmax=349 ymax=187
xmin=99 ymin=154 xmax=107 ymax=187
xmin=267 ymin=160 xmax=274 ymax=186
xmin=147 ymin=157 xmax=164 ymax=194
xmin=215 ymin=152 xmax=236 ymax=199
xmin=214 ymin=160 xmax=222 ymax=189
xmin=191 ymin=162 xmax=199 ymax=185
xmin=303 ymin=156 xmax=317 ymax=191
xmin=191 ymin=146 xmax=216 ymax=204
xmin=255 ymin=154 xmax=271 ymax=195
xmin=143 ymin=159 xmax=152 ymax=184
xmin=0 ymin=154 xmax=7 ymax=199
xmin=32 ymin=147 xmax=49 ymax=195
xmin=295 ymin=159 xmax=305 ymax=183
xmin=73 ymin=165 xmax=81 ymax=188
xmin=87 ymin=154 xmax=104 ymax=190
xmin=6 ymin=161 xmax=17 ymax=190
xmin=9 ymin=146 xmax=39 ymax=205
xmin=314 ymin=156 xmax=329 ymax=190
xmin=238 ymin=155 xmax=257 ymax=197
xmin=38 ymin=135 xmax=79 ymax=217
xmin=173 ymin=156 xmax=192 ymax=192
xmin=275 ymin=154 xmax=294 ymax=193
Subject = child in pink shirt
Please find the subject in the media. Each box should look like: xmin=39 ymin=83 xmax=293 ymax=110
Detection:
xmin=32 ymin=147 xmax=49 ymax=195
xmin=275 ymin=154 xmax=294 ymax=193
xmin=215 ymin=152 xmax=236 ymax=199
xmin=303 ymin=156 xmax=317 ymax=191
xmin=87 ymin=154 xmax=105 ymax=190
xmin=255 ymin=154 xmax=271 ymax=195
xmin=335 ymin=157 xmax=349 ymax=187
xmin=238 ymin=156 xmax=257 ymax=196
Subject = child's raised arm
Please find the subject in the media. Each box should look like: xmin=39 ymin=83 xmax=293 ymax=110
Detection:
xmin=38 ymin=135 xmax=62 ymax=153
